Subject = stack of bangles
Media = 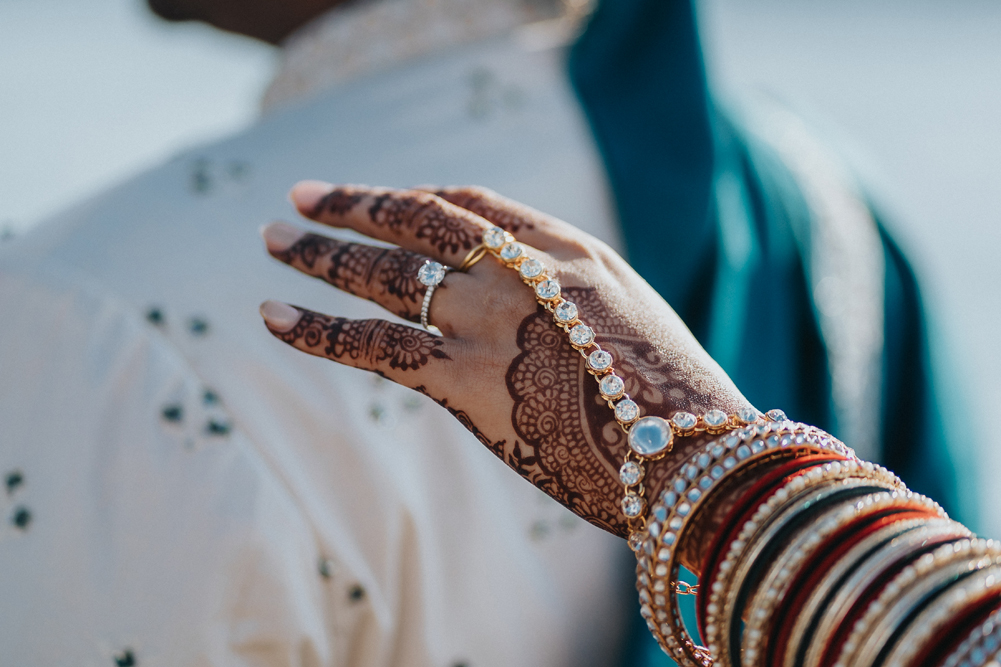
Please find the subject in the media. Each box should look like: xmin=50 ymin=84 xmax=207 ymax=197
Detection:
xmin=430 ymin=225 xmax=1001 ymax=667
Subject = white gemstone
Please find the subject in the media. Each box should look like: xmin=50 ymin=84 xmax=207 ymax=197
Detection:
xmin=569 ymin=324 xmax=596 ymax=347
xmin=704 ymin=409 xmax=729 ymax=427
xmin=628 ymin=532 xmax=646 ymax=552
xmin=588 ymin=349 xmax=613 ymax=371
xmin=622 ymin=493 xmax=645 ymax=517
xmin=615 ymin=399 xmax=640 ymax=423
xmin=554 ymin=301 xmax=578 ymax=323
xmin=687 ymin=488 xmax=702 ymax=502
xmin=600 ymin=374 xmax=625 ymax=398
xmin=766 ymin=408 xmax=787 ymax=422
xmin=500 ymin=243 xmax=524 ymax=261
xmin=535 ymin=279 xmax=560 ymax=300
xmin=518 ymin=258 xmax=544 ymax=279
xmin=628 ymin=416 xmax=674 ymax=457
xmin=483 ymin=226 xmax=507 ymax=249
xmin=662 ymin=491 xmax=677 ymax=507
xmin=620 ymin=461 xmax=643 ymax=485
xmin=737 ymin=407 xmax=759 ymax=424
xmin=417 ymin=260 xmax=446 ymax=286
xmin=671 ymin=412 xmax=697 ymax=430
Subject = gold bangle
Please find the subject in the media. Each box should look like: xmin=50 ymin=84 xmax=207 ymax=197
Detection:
xmin=705 ymin=467 xmax=903 ymax=667
xmin=803 ymin=519 xmax=971 ymax=667
xmin=637 ymin=424 xmax=855 ymax=667
xmin=741 ymin=491 xmax=945 ymax=667
xmin=834 ymin=538 xmax=1001 ymax=667
xmin=458 ymin=244 xmax=488 ymax=271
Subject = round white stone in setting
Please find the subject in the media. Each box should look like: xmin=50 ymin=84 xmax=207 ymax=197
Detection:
xmin=519 ymin=258 xmax=544 ymax=279
xmin=622 ymin=493 xmax=645 ymax=518
xmin=599 ymin=374 xmax=625 ymax=399
xmin=417 ymin=260 xmax=446 ymax=286
xmin=535 ymin=279 xmax=561 ymax=300
xmin=766 ymin=408 xmax=787 ymax=422
xmin=620 ymin=460 xmax=644 ymax=486
xmin=587 ymin=349 xmax=613 ymax=372
xmin=671 ymin=411 xmax=697 ymax=431
xmin=704 ymin=409 xmax=729 ymax=428
xmin=483 ymin=226 xmax=508 ymax=249
xmin=737 ymin=407 xmax=760 ymax=424
xmin=569 ymin=323 xmax=596 ymax=347
xmin=628 ymin=416 xmax=674 ymax=458
xmin=615 ymin=399 xmax=640 ymax=423
xmin=554 ymin=301 xmax=578 ymax=324
xmin=499 ymin=243 xmax=524 ymax=262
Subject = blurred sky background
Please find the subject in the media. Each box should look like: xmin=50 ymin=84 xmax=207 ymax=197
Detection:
xmin=1 ymin=0 xmax=1000 ymax=531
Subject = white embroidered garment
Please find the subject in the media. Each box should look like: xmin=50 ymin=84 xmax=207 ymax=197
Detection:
xmin=0 ymin=8 xmax=628 ymax=667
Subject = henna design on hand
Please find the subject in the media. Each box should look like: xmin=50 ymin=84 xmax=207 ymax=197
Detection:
xmin=272 ymin=309 xmax=450 ymax=371
xmin=503 ymin=287 xmax=720 ymax=535
xmin=274 ymin=234 xmax=427 ymax=321
xmin=430 ymin=187 xmax=536 ymax=234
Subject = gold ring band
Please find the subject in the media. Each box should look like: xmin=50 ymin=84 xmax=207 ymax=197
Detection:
xmin=459 ymin=244 xmax=488 ymax=272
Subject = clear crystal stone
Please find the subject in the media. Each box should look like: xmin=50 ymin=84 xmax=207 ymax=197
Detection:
xmin=687 ymin=489 xmax=702 ymax=502
xmin=588 ymin=349 xmax=613 ymax=371
xmin=704 ymin=409 xmax=729 ymax=427
xmin=620 ymin=461 xmax=643 ymax=485
xmin=518 ymin=258 xmax=544 ymax=279
xmin=766 ymin=408 xmax=787 ymax=422
xmin=661 ymin=491 xmax=677 ymax=507
xmin=671 ymin=411 xmax=697 ymax=430
xmin=483 ymin=226 xmax=507 ymax=249
xmin=628 ymin=416 xmax=674 ymax=457
xmin=600 ymin=374 xmax=625 ymax=398
xmin=554 ymin=300 xmax=578 ymax=323
xmin=615 ymin=399 xmax=640 ymax=423
xmin=653 ymin=506 xmax=667 ymax=522
xmin=535 ymin=279 xmax=560 ymax=300
xmin=628 ymin=532 xmax=646 ymax=552
xmin=677 ymin=503 xmax=691 ymax=517
xmin=674 ymin=478 xmax=687 ymax=493
xmin=700 ymin=476 xmax=713 ymax=489
xmin=663 ymin=532 xmax=676 ymax=546
xmin=737 ymin=407 xmax=759 ymax=424
xmin=569 ymin=324 xmax=596 ymax=347
xmin=417 ymin=260 xmax=446 ymax=286
xmin=622 ymin=493 xmax=645 ymax=517
xmin=711 ymin=465 xmax=724 ymax=479
xmin=500 ymin=243 xmax=523 ymax=261
xmin=648 ymin=522 xmax=660 ymax=538
xmin=736 ymin=445 xmax=752 ymax=460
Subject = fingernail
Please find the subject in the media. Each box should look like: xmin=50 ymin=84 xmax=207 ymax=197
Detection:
xmin=290 ymin=180 xmax=333 ymax=214
xmin=259 ymin=300 xmax=301 ymax=332
xmin=260 ymin=221 xmax=305 ymax=253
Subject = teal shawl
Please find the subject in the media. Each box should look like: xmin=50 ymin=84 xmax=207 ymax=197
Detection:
xmin=568 ymin=1 xmax=971 ymax=663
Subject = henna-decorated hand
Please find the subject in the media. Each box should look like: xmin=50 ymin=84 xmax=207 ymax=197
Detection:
xmin=259 ymin=183 xmax=755 ymax=548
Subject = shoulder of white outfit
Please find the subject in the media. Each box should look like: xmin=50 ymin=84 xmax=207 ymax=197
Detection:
xmin=0 ymin=263 xmax=339 ymax=666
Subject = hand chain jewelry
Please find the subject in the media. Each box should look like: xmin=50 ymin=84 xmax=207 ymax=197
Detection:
xmin=479 ymin=226 xmax=783 ymax=534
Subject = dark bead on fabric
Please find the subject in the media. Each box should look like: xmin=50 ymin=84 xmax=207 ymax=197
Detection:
xmin=11 ymin=506 xmax=31 ymax=530
xmin=145 ymin=307 xmax=165 ymax=326
xmin=113 ymin=649 xmax=136 ymax=667
xmin=205 ymin=419 xmax=231 ymax=437
xmin=349 ymin=585 xmax=366 ymax=602
xmin=161 ymin=405 xmax=183 ymax=423
xmin=5 ymin=470 xmax=23 ymax=494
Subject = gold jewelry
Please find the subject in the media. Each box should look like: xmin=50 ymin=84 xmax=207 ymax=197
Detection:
xmin=637 ymin=424 xmax=856 ymax=667
xmin=479 ymin=225 xmax=775 ymax=532
xmin=458 ymin=243 xmax=488 ymax=271
xmin=834 ymin=538 xmax=1001 ymax=667
xmin=741 ymin=492 xmax=945 ymax=667
xmin=704 ymin=465 xmax=904 ymax=667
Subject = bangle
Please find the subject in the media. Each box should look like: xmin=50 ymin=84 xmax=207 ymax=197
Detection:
xmin=637 ymin=424 xmax=856 ymax=667
xmin=834 ymin=538 xmax=1001 ymax=667
xmin=940 ymin=604 xmax=1001 ymax=667
xmin=884 ymin=569 xmax=1001 ymax=667
xmin=741 ymin=492 xmax=945 ymax=666
xmin=705 ymin=469 xmax=903 ymax=667
xmin=778 ymin=514 xmax=952 ymax=667
xmin=813 ymin=521 xmax=972 ymax=667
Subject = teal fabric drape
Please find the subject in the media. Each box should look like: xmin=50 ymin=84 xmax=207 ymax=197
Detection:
xmin=567 ymin=0 xmax=970 ymax=664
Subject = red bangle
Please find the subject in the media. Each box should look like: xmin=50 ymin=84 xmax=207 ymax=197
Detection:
xmin=695 ymin=453 xmax=847 ymax=635
xmin=922 ymin=591 xmax=1001 ymax=667
xmin=817 ymin=531 xmax=968 ymax=667
xmin=769 ymin=507 xmax=942 ymax=667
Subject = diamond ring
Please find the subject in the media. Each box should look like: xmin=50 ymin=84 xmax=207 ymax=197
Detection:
xmin=417 ymin=259 xmax=449 ymax=334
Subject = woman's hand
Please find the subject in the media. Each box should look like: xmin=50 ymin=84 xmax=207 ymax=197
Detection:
xmin=259 ymin=183 xmax=754 ymax=539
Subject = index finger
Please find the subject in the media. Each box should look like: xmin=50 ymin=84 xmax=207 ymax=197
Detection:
xmin=291 ymin=182 xmax=492 ymax=267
